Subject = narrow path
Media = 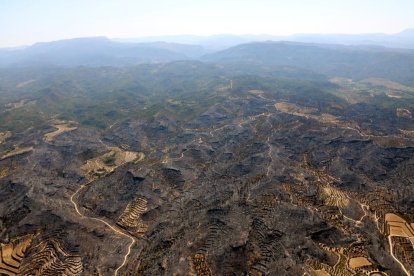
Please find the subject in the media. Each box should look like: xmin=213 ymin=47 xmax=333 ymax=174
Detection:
xmin=388 ymin=235 xmax=411 ymax=276
xmin=70 ymin=180 xmax=135 ymax=276
xmin=265 ymin=136 xmax=273 ymax=177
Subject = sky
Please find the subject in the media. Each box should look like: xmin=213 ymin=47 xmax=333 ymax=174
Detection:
xmin=1 ymin=0 xmax=414 ymax=47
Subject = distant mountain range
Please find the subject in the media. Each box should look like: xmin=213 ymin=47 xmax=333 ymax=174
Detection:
xmin=114 ymin=29 xmax=414 ymax=50
xmin=1 ymin=31 xmax=414 ymax=86
xmin=203 ymin=41 xmax=414 ymax=86
xmin=0 ymin=37 xmax=209 ymax=67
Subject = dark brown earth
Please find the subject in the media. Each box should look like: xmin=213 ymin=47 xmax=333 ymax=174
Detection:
xmin=1 ymin=79 xmax=414 ymax=276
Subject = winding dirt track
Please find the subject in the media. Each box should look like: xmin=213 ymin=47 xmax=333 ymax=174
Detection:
xmin=70 ymin=181 xmax=135 ymax=276
xmin=388 ymin=236 xmax=410 ymax=276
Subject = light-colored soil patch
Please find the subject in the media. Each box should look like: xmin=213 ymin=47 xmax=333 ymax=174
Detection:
xmin=348 ymin=257 xmax=372 ymax=269
xmin=330 ymin=77 xmax=353 ymax=85
xmin=312 ymin=269 xmax=331 ymax=276
xmin=397 ymin=108 xmax=412 ymax=118
xmin=249 ymin=89 xmax=265 ymax=95
xmin=0 ymin=234 xmax=34 ymax=275
xmin=192 ymin=253 xmax=212 ymax=276
xmin=385 ymin=213 xmax=414 ymax=275
xmin=275 ymin=102 xmax=318 ymax=114
xmin=4 ymin=99 xmax=36 ymax=111
xmin=0 ymin=146 xmax=33 ymax=161
xmin=388 ymin=94 xmax=404 ymax=99
xmin=400 ymin=129 xmax=414 ymax=139
xmin=0 ymin=166 xmax=10 ymax=178
xmin=16 ymin=79 xmax=35 ymax=88
xmin=360 ymin=78 xmax=414 ymax=92
xmin=0 ymin=131 xmax=11 ymax=144
xmin=44 ymin=124 xmax=77 ymax=142
xmin=135 ymin=152 xmax=145 ymax=162
xmin=117 ymin=197 xmax=148 ymax=237
xmin=320 ymin=186 xmax=350 ymax=209
xmin=275 ymin=102 xmax=339 ymax=124
xmin=385 ymin=213 xmax=414 ymax=238
xmin=81 ymin=147 xmax=143 ymax=179
xmin=19 ymin=237 xmax=83 ymax=275
xmin=167 ymin=99 xmax=182 ymax=105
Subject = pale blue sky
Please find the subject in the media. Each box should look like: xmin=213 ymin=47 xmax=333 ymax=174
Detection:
xmin=1 ymin=0 xmax=414 ymax=47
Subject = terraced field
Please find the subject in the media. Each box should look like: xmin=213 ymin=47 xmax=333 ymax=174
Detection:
xmin=192 ymin=253 xmax=213 ymax=276
xmin=0 ymin=235 xmax=33 ymax=275
xmin=117 ymin=197 xmax=148 ymax=237
xmin=320 ymin=186 xmax=350 ymax=209
xmin=384 ymin=213 xmax=414 ymax=275
xmin=19 ymin=237 xmax=83 ymax=275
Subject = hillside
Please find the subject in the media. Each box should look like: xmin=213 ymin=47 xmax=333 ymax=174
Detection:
xmin=0 ymin=37 xmax=209 ymax=67
xmin=203 ymin=41 xmax=414 ymax=85
xmin=2 ymin=62 xmax=414 ymax=275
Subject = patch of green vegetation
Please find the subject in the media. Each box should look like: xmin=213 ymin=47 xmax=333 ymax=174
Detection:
xmin=0 ymin=64 xmax=232 ymax=131
xmin=0 ymin=107 xmax=47 ymax=132
xmin=103 ymin=152 xmax=116 ymax=166
xmin=1 ymin=63 xmax=413 ymax=136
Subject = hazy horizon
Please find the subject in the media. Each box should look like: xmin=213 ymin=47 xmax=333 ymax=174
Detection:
xmin=2 ymin=0 xmax=414 ymax=48
xmin=2 ymin=28 xmax=414 ymax=49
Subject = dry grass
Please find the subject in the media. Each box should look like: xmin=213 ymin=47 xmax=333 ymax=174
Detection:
xmin=249 ymin=90 xmax=265 ymax=95
xmin=312 ymin=270 xmax=330 ymax=276
xmin=385 ymin=213 xmax=414 ymax=238
xmin=400 ymin=129 xmax=414 ymax=139
xmin=0 ymin=146 xmax=33 ymax=161
xmin=81 ymin=147 xmax=142 ymax=179
xmin=192 ymin=254 xmax=212 ymax=276
xmin=275 ymin=102 xmax=339 ymax=124
xmin=15 ymin=80 xmax=35 ymax=88
xmin=388 ymin=94 xmax=404 ymax=99
xmin=19 ymin=237 xmax=83 ymax=275
xmin=320 ymin=186 xmax=350 ymax=209
xmin=396 ymin=108 xmax=412 ymax=119
xmin=117 ymin=197 xmax=148 ymax=237
xmin=385 ymin=213 xmax=414 ymax=275
xmin=0 ymin=167 xmax=10 ymax=178
xmin=4 ymin=99 xmax=36 ymax=111
xmin=348 ymin=257 xmax=372 ymax=269
xmin=275 ymin=102 xmax=317 ymax=114
xmin=0 ymin=131 xmax=11 ymax=144
xmin=44 ymin=124 xmax=77 ymax=142
xmin=329 ymin=77 xmax=353 ymax=85
xmin=0 ymin=234 xmax=33 ymax=275
xmin=360 ymin=78 xmax=414 ymax=92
